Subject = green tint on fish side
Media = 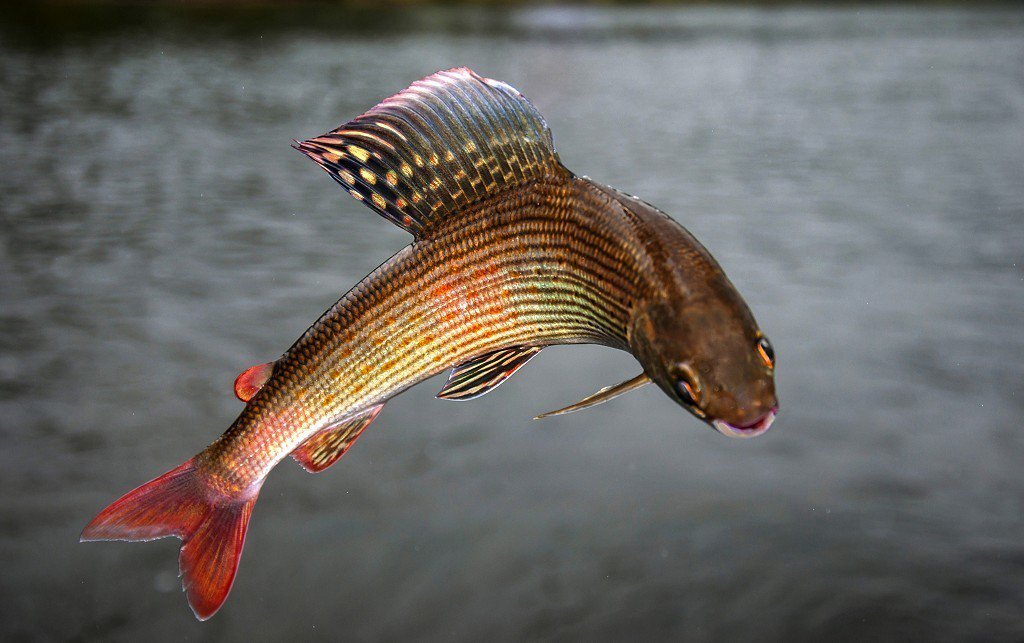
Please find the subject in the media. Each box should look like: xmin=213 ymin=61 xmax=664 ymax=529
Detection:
xmin=81 ymin=67 xmax=778 ymax=620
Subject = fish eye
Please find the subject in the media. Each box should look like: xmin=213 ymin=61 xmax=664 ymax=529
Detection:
xmin=674 ymin=365 xmax=702 ymax=408
xmin=756 ymin=336 xmax=775 ymax=369
xmin=677 ymin=379 xmax=697 ymax=406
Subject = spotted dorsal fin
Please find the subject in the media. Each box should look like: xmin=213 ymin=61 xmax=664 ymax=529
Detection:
xmin=436 ymin=346 xmax=544 ymax=401
xmin=295 ymin=67 xmax=563 ymax=238
xmin=291 ymin=404 xmax=384 ymax=473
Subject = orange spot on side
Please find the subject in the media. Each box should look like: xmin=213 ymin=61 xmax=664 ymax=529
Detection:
xmin=431 ymin=282 xmax=453 ymax=303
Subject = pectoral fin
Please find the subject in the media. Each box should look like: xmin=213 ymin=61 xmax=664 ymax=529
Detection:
xmin=436 ymin=346 xmax=544 ymax=401
xmin=534 ymin=373 xmax=651 ymax=420
xmin=291 ymin=404 xmax=385 ymax=473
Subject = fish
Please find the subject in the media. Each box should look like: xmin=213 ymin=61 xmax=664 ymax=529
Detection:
xmin=81 ymin=67 xmax=778 ymax=620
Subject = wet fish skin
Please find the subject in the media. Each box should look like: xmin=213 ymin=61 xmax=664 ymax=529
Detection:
xmin=203 ymin=174 xmax=656 ymax=491
xmin=81 ymin=67 xmax=777 ymax=620
xmin=603 ymin=185 xmax=778 ymax=430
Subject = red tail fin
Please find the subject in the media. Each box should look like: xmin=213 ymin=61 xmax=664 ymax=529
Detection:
xmin=81 ymin=458 xmax=260 ymax=620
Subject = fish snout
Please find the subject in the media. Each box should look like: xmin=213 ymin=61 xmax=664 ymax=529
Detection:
xmin=711 ymin=405 xmax=778 ymax=439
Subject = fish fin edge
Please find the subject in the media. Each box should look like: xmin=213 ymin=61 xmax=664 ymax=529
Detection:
xmin=80 ymin=458 xmax=261 ymax=621
xmin=291 ymin=403 xmax=385 ymax=473
xmin=234 ymin=361 xmax=276 ymax=402
xmin=534 ymin=373 xmax=651 ymax=420
xmin=296 ymin=67 xmax=564 ymax=238
xmin=436 ymin=345 xmax=544 ymax=401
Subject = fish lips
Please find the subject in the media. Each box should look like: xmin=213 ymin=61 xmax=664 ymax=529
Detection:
xmin=711 ymin=407 xmax=777 ymax=439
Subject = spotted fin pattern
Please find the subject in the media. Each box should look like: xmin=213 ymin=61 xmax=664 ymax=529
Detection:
xmin=295 ymin=67 xmax=562 ymax=238
xmin=290 ymin=404 xmax=384 ymax=473
xmin=436 ymin=345 xmax=544 ymax=401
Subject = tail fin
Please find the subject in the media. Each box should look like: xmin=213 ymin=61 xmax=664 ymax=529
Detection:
xmin=80 ymin=458 xmax=260 ymax=621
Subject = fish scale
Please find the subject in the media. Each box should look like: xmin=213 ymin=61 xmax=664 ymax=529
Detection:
xmin=82 ymin=67 xmax=777 ymax=621
xmin=204 ymin=176 xmax=643 ymax=489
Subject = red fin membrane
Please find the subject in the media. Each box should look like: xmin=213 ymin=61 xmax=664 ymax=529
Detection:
xmin=291 ymin=404 xmax=384 ymax=473
xmin=234 ymin=362 xmax=275 ymax=402
xmin=179 ymin=497 xmax=255 ymax=620
xmin=81 ymin=458 xmax=261 ymax=621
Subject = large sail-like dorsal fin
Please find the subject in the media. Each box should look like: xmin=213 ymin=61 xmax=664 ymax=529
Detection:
xmin=295 ymin=67 xmax=563 ymax=239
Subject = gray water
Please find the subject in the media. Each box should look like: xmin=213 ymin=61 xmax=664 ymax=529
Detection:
xmin=2 ymin=4 xmax=1023 ymax=641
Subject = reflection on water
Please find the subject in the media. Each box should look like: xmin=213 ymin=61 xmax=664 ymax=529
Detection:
xmin=2 ymin=5 xmax=1023 ymax=641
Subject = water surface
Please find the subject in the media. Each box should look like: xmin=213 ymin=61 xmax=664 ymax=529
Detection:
xmin=1 ymin=5 xmax=1023 ymax=641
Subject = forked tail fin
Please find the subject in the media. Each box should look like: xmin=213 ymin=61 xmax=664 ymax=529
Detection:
xmin=80 ymin=458 xmax=261 ymax=620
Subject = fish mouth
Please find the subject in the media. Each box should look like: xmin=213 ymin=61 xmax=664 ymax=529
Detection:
xmin=711 ymin=408 xmax=777 ymax=439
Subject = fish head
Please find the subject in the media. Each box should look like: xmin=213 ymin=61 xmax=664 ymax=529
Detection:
xmin=630 ymin=294 xmax=778 ymax=438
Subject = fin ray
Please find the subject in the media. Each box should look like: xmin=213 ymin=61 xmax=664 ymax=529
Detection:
xmin=296 ymin=67 xmax=563 ymax=238
xmin=437 ymin=346 xmax=544 ymax=401
xmin=291 ymin=404 xmax=384 ymax=473
xmin=81 ymin=458 xmax=261 ymax=621
xmin=534 ymin=373 xmax=651 ymax=419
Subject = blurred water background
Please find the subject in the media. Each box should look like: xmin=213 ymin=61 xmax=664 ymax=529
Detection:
xmin=1 ymin=3 xmax=1023 ymax=641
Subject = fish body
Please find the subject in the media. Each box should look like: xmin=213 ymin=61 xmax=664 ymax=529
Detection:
xmin=83 ymin=68 xmax=778 ymax=619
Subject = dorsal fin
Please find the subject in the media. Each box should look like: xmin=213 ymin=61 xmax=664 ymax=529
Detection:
xmin=436 ymin=345 xmax=544 ymax=401
xmin=291 ymin=404 xmax=384 ymax=473
xmin=295 ymin=67 xmax=563 ymax=238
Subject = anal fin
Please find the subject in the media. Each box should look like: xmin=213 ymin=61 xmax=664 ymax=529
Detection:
xmin=291 ymin=404 xmax=384 ymax=473
xmin=436 ymin=346 xmax=544 ymax=401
